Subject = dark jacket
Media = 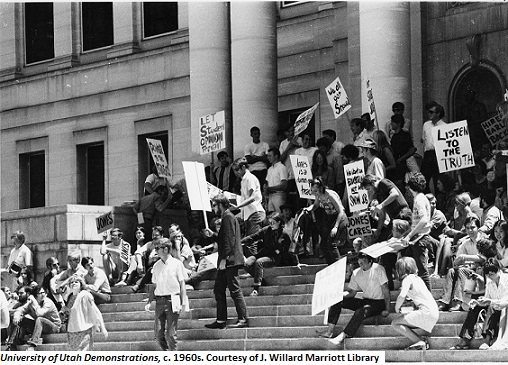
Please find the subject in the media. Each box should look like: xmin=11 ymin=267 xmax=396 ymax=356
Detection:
xmin=217 ymin=210 xmax=244 ymax=268
xmin=241 ymin=226 xmax=289 ymax=265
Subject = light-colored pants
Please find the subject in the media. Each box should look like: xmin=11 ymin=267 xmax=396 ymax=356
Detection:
xmin=267 ymin=192 xmax=287 ymax=213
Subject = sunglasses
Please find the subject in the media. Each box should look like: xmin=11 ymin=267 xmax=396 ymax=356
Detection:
xmin=68 ymin=258 xmax=80 ymax=262
xmin=52 ymin=263 xmax=60 ymax=267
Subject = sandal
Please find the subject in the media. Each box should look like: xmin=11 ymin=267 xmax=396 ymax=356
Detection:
xmin=422 ymin=336 xmax=430 ymax=350
xmin=449 ymin=343 xmax=469 ymax=350
xmin=405 ymin=341 xmax=426 ymax=350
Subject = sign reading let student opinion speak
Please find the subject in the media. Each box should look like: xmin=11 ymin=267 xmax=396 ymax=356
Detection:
xmin=199 ymin=111 xmax=225 ymax=155
xmin=325 ymin=77 xmax=351 ymax=119
xmin=432 ymin=120 xmax=475 ymax=173
xmin=146 ymin=138 xmax=171 ymax=178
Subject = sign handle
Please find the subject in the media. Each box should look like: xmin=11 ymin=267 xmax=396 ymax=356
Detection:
xmin=203 ymin=210 xmax=209 ymax=230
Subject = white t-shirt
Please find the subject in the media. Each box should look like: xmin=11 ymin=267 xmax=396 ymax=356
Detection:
xmin=266 ymin=161 xmax=288 ymax=189
xmin=152 ymin=256 xmax=185 ymax=296
xmin=295 ymin=147 xmax=318 ymax=170
xmin=8 ymin=244 xmax=33 ymax=267
xmin=422 ymin=119 xmax=446 ymax=151
xmin=348 ymin=263 xmax=388 ymax=300
xmin=366 ymin=157 xmax=385 ymax=180
xmin=411 ymin=193 xmax=432 ymax=235
xmin=240 ymin=169 xmax=264 ymax=220
xmin=244 ymin=141 xmax=270 ymax=172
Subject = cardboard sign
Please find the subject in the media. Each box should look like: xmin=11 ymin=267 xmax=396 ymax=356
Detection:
xmin=432 ymin=120 xmax=475 ymax=173
xmin=182 ymin=161 xmax=212 ymax=212
xmin=197 ymin=252 xmax=218 ymax=272
xmin=360 ymin=240 xmax=398 ymax=258
xmin=481 ymin=114 xmax=508 ymax=146
xmin=344 ymin=160 xmax=369 ymax=212
xmin=325 ymin=77 xmax=351 ymax=119
xmin=311 ymin=257 xmax=347 ymax=316
xmin=294 ymin=103 xmax=319 ymax=136
xmin=146 ymin=138 xmax=171 ymax=178
xmin=96 ymin=211 xmax=113 ymax=234
xmin=206 ymin=182 xmax=239 ymax=204
xmin=199 ymin=111 xmax=226 ymax=155
xmin=290 ymin=155 xmax=314 ymax=199
xmin=346 ymin=213 xmax=372 ymax=240
xmin=364 ymin=78 xmax=377 ymax=127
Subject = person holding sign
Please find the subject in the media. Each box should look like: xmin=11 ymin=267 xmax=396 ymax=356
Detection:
xmin=361 ymin=138 xmax=385 ymax=180
xmin=231 ymin=157 xmax=266 ymax=236
xmin=144 ymin=165 xmax=172 ymax=196
xmin=303 ymin=178 xmax=346 ymax=265
xmin=100 ymin=228 xmax=131 ymax=287
xmin=421 ymin=103 xmax=446 ymax=192
xmin=325 ymin=252 xmax=391 ymax=346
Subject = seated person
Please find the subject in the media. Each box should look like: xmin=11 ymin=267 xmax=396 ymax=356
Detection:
xmin=191 ymin=217 xmax=221 ymax=263
xmin=42 ymin=257 xmax=64 ymax=311
xmin=80 ymin=257 xmax=111 ymax=305
xmin=317 ymin=252 xmax=390 ymax=344
xmin=54 ymin=251 xmax=87 ymax=305
xmin=100 ymin=228 xmax=131 ymax=287
xmin=131 ymin=226 xmax=163 ymax=293
xmin=451 ymin=258 xmax=508 ymax=350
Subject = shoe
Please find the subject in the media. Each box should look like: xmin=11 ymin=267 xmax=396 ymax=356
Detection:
xmin=316 ymin=329 xmax=333 ymax=338
xmin=26 ymin=346 xmax=35 ymax=351
xmin=479 ymin=343 xmax=490 ymax=350
xmin=328 ymin=333 xmax=345 ymax=346
xmin=228 ymin=320 xmax=249 ymax=328
xmin=204 ymin=321 xmax=227 ymax=329
xmin=449 ymin=303 xmax=463 ymax=312
xmin=450 ymin=343 xmax=470 ymax=350
xmin=185 ymin=285 xmax=194 ymax=291
xmin=116 ymin=280 xmax=127 ymax=287
xmin=131 ymin=285 xmax=139 ymax=293
xmin=437 ymin=302 xmax=448 ymax=311
xmin=405 ymin=341 xmax=426 ymax=350
xmin=250 ymin=289 xmax=258 ymax=297
xmin=239 ymin=273 xmax=252 ymax=279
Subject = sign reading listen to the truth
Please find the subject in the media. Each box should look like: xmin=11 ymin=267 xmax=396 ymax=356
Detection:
xmin=432 ymin=120 xmax=475 ymax=173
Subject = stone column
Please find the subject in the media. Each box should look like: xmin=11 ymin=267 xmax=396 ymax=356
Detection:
xmin=189 ymin=2 xmax=232 ymax=162
xmin=49 ymin=2 xmax=79 ymax=71
xmin=359 ymin=2 xmax=411 ymax=133
xmin=230 ymin=2 xmax=278 ymax=157
xmin=108 ymin=2 xmax=139 ymax=58
xmin=0 ymin=3 xmax=21 ymax=80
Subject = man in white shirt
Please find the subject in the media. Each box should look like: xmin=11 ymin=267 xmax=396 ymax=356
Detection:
xmin=231 ymin=157 xmax=266 ymax=236
xmin=295 ymin=132 xmax=318 ymax=170
xmin=421 ymin=102 xmax=446 ymax=192
xmin=265 ymin=147 xmax=288 ymax=213
xmin=81 ymin=256 xmax=111 ymax=304
xmin=7 ymin=231 xmax=33 ymax=291
xmin=279 ymin=123 xmax=302 ymax=206
xmin=150 ymin=238 xmax=187 ymax=351
xmin=244 ymin=126 xmax=270 ymax=187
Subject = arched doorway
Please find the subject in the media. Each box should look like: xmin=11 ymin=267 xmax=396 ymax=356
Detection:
xmin=449 ymin=62 xmax=506 ymax=150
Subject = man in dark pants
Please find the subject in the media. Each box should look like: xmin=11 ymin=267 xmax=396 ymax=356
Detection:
xmin=317 ymin=253 xmax=391 ymax=345
xmin=204 ymin=194 xmax=249 ymax=329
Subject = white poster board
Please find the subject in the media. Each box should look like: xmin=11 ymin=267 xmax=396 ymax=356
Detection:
xmin=96 ymin=211 xmax=113 ymax=234
xmin=294 ymin=103 xmax=319 ymax=136
xmin=364 ymin=78 xmax=377 ymax=127
xmin=206 ymin=182 xmax=239 ymax=204
xmin=432 ymin=120 xmax=475 ymax=173
xmin=290 ymin=155 xmax=314 ymax=199
xmin=182 ymin=161 xmax=212 ymax=212
xmin=311 ymin=257 xmax=347 ymax=316
xmin=347 ymin=213 xmax=372 ymax=240
xmin=199 ymin=111 xmax=226 ymax=155
xmin=146 ymin=138 xmax=171 ymax=178
xmin=361 ymin=241 xmax=398 ymax=259
xmin=481 ymin=114 xmax=508 ymax=146
xmin=325 ymin=76 xmax=351 ymax=119
xmin=344 ymin=160 xmax=369 ymax=213
xmin=197 ymin=252 xmax=218 ymax=272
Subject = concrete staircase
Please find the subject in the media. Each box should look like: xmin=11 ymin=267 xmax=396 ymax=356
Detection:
xmin=14 ymin=263 xmax=508 ymax=362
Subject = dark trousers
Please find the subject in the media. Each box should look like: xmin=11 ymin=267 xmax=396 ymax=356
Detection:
xmin=328 ymin=297 xmax=386 ymax=337
xmin=460 ymin=306 xmax=500 ymax=341
xmin=401 ymin=235 xmax=431 ymax=289
xmin=155 ymin=296 xmax=179 ymax=351
xmin=214 ymin=266 xmax=248 ymax=322
xmin=421 ymin=150 xmax=438 ymax=193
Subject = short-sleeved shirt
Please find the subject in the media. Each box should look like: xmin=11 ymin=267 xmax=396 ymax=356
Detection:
xmin=152 ymin=256 xmax=185 ymax=296
xmin=0 ymin=291 xmax=8 ymax=329
xmin=266 ymin=161 xmax=288 ymax=189
xmin=144 ymin=173 xmax=172 ymax=193
xmin=295 ymin=147 xmax=318 ymax=170
xmin=422 ymin=119 xmax=446 ymax=151
xmin=8 ymin=244 xmax=33 ymax=268
xmin=244 ymin=141 xmax=270 ymax=172
xmin=240 ymin=169 xmax=264 ymax=220
xmin=279 ymin=137 xmax=302 ymax=180
xmin=348 ymin=263 xmax=388 ymax=300
xmin=180 ymin=244 xmax=196 ymax=271
xmin=84 ymin=268 xmax=111 ymax=294
xmin=375 ymin=179 xmax=408 ymax=219
xmin=485 ymin=272 xmax=508 ymax=300
xmin=366 ymin=157 xmax=385 ymax=180
xmin=411 ymin=193 xmax=431 ymax=235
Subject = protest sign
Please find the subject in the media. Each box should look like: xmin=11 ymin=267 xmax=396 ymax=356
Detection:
xmin=182 ymin=161 xmax=211 ymax=212
xmin=290 ymin=155 xmax=314 ymax=199
xmin=197 ymin=252 xmax=218 ymax=273
xmin=146 ymin=138 xmax=171 ymax=178
xmin=364 ymin=78 xmax=378 ymax=128
xmin=325 ymin=77 xmax=351 ymax=119
xmin=344 ymin=160 xmax=369 ymax=212
xmin=206 ymin=182 xmax=239 ymax=204
xmin=311 ymin=257 xmax=347 ymax=316
xmin=96 ymin=211 xmax=113 ymax=234
xmin=199 ymin=111 xmax=226 ymax=155
xmin=294 ymin=103 xmax=319 ymax=136
xmin=347 ymin=213 xmax=372 ymax=240
xmin=360 ymin=241 xmax=398 ymax=259
xmin=481 ymin=114 xmax=508 ymax=146
xmin=432 ymin=120 xmax=475 ymax=173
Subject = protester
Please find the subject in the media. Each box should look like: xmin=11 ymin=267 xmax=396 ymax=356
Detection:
xmin=7 ymin=231 xmax=33 ymax=291
xmin=210 ymin=151 xmax=237 ymax=192
xmin=264 ymin=147 xmax=288 ymax=213
xmin=421 ymin=103 xmax=446 ymax=192
xmin=144 ymin=164 xmax=172 ymax=195
xmin=54 ymin=251 xmax=87 ymax=305
xmin=25 ymin=286 xmax=61 ymax=351
xmin=80 ymin=256 xmax=112 ymax=305
xmin=41 ymin=257 xmax=63 ymax=310
xmin=100 ymin=228 xmax=131 ymax=286
xmin=244 ymin=126 xmax=270 ymax=187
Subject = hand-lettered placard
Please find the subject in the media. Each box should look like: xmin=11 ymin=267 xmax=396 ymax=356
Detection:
xmin=432 ymin=120 xmax=475 ymax=173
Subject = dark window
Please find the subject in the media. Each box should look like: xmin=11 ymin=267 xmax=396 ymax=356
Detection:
xmin=25 ymin=3 xmax=54 ymax=64
xmin=82 ymin=2 xmax=114 ymax=51
xmin=143 ymin=2 xmax=178 ymax=38
xmin=138 ymin=132 xmax=168 ymax=197
xmin=77 ymin=143 xmax=105 ymax=205
xmin=19 ymin=152 xmax=45 ymax=209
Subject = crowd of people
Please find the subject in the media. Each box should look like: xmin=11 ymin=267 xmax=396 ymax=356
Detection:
xmin=2 ymin=100 xmax=508 ymax=351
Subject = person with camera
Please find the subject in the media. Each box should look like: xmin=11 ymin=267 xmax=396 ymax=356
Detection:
xmin=7 ymin=231 xmax=33 ymax=291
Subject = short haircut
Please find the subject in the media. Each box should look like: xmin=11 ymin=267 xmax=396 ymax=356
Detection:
xmin=11 ymin=231 xmax=25 ymax=244
xmin=434 ymin=104 xmax=445 ymax=119
xmin=483 ymin=257 xmax=501 ymax=274
xmin=351 ymin=118 xmax=365 ymax=129
xmin=212 ymin=194 xmax=231 ymax=209
xmin=360 ymin=174 xmax=380 ymax=188
xmin=268 ymin=147 xmax=281 ymax=158
xmin=316 ymin=137 xmax=331 ymax=149
xmin=342 ymin=144 xmax=359 ymax=160
xmin=157 ymin=237 xmax=173 ymax=250
xmin=392 ymin=102 xmax=405 ymax=110
xmin=45 ymin=257 xmax=58 ymax=269
xmin=310 ymin=177 xmax=327 ymax=192
xmin=392 ymin=219 xmax=410 ymax=236
xmin=464 ymin=216 xmax=481 ymax=228
xmin=406 ymin=172 xmax=426 ymax=193
xmin=111 ymin=228 xmax=123 ymax=238
xmin=152 ymin=226 xmax=164 ymax=236
xmin=357 ymin=252 xmax=374 ymax=262
xmin=217 ymin=151 xmax=228 ymax=159
xmin=250 ymin=126 xmax=260 ymax=134
xmin=136 ymin=226 xmax=145 ymax=234
xmin=391 ymin=114 xmax=405 ymax=128
xmin=361 ymin=112 xmax=371 ymax=121
xmin=81 ymin=256 xmax=94 ymax=267
xmin=233 ymin=157 xmax=249 ymax=169
xmin=268 ymin=212 xmax=284 ymax=227
xmin=425 ymin=101 xmax=438 ymax=111
xmin=395 ymin=257 xmax=418 ymax=278
xmin=480 ymin=188 xmax=496 ymax=207
xmin=322 ymin=129 xmax=337 ymax=140
xmin=437 ymin=173 xmax=455 ymax=193
xmin=68 ymin=251 xmax=81 ymax=260
xmin=425 ymin=193 xmax=436 ymax=202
